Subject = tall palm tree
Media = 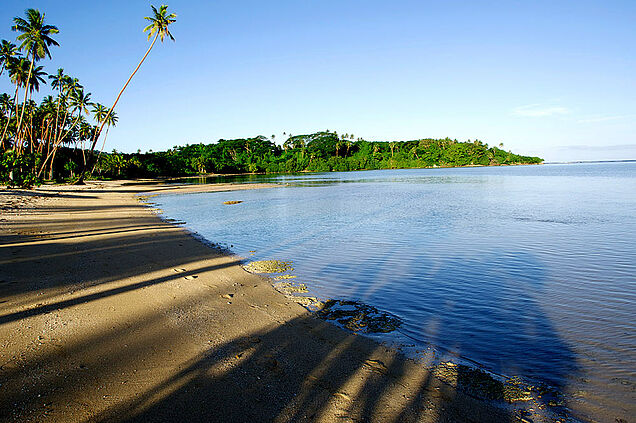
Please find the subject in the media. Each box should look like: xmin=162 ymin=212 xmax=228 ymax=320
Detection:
xmin=26 ymin=65 xmax=47 ymax=93
xmin=389 ymin=142 xmax=397 ymax=158
xmin=59 ymin=89 xmax=92 ymax=143
xmin=0 ymin=40 xmax=18 ymax=77
xmin=48 ymin=68 xmax=66 ymax=148
xmin=91 ymin=103 xmax=108 ymax=123
xmin=12 ymin=8 xmax=59 ymax=144
xmin=91 ymin=104 xmax=118 ymax=171
xmin=79 ymin=4 xmax=176 ymax=182
xmin=1 ymin=57 xmax=30 ymax=145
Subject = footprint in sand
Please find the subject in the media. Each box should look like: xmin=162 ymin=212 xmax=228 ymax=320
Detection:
xmin=173 ymin=268 xmax=186 ymax=273
xmin=184 ymin=275 xmax=198 ymax=280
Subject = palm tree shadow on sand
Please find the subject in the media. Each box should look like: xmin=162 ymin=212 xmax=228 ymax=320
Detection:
xmin=92 ymin=313 xmax=517 ymax=423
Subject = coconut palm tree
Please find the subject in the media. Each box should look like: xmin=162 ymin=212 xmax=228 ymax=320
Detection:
xmin=12 ymin=8 xmax=59 ymax=144
xmin=92 ymin=107 xmax=117 ymax=171
xmin=0 ymin=40 xmax=18 ymax=77
xmin=389 ymin=142 xmax=397 ymax=158
xmin=78 ymin=4 xmax=176 ymax=183
xmin=48 ymin=68 xmax=66 ymax=149
xmin=26 ymin=65 xmax=47 ymax=93
xmin=58 ymin=88 xmax=92 ymax=143
xmin=91 ymin=103 xmax=108 ymax=123
xmin=2 ymin=57 xmax=30 ymax=146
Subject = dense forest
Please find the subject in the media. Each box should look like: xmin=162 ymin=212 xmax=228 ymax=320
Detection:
xmin=92 ymin=131 xmax=543 ymax=179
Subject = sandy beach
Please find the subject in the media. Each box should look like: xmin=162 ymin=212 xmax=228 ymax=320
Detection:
xmin=1 ymin=181 xmax=531 ymax=422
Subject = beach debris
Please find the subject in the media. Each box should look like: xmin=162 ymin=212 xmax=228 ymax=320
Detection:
xmin=243 ymin=260 xmax=293 ymax=274
xmin=223 ymin=200 xmax=243 ymax=205
xmin=316 ymin=300 xmax=402 ymax=333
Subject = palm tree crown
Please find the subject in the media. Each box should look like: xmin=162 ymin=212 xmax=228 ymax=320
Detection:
xmin=12 ymin=9 xmax=59 ymax=61
xmin=27 ymin=65 xmax=47 ymax=92
xmin=0 ymin=40 xmax=18 ymax=75
xmin=8 ymin=57 xmax=29 ymax=87
xmin=143 ymin=5 xmax=177 ymax=42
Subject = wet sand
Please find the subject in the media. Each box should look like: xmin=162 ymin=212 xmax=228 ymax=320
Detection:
xmin=1 ymin=181 xmax=532 ymax=422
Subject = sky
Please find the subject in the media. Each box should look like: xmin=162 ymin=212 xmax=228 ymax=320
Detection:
xmin=1 ymin=0 xmax=635 ymax=162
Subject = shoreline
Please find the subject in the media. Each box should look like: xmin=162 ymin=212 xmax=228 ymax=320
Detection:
xmin=1 ymin=181 xmax=577 ymax=422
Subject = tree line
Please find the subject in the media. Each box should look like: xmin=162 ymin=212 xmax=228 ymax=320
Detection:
xmin=0 ymin=5 xmax=176 ymax=187
xmin=93 ymin=131 xmax=543 ymax=179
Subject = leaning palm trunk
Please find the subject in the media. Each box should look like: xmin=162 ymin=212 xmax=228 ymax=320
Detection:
xmin=77 ymin=33 xmax=159 ymax=184
xmin=91 ymin=125 xmax=111 ymax=174
xmin=1 ymin=85 xmax=19 ymax=148
xmin=76 ymin=33 xmax=159 ymax=183
xmin=14 ymin=55 xmax=33 ymax=149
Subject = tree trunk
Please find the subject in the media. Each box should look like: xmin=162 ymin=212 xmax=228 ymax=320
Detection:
xmin=15 ymin=53 xmax=34 ymax=150
xmin=1 ymin=85 xmax=19 ymax=148
xmin=76 ymin=33 xmax=159 ymax=184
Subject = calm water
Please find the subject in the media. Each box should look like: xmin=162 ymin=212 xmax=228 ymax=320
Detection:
xmin=155 ymin=163 xmax=636 ymax=420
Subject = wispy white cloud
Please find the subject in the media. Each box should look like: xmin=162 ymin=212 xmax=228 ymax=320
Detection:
xmin=511 ymin=104 xmax=571 ymax=117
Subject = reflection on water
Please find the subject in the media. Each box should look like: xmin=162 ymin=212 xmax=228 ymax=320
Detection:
xmin=157 ymin=163 xmax=636 ymax=421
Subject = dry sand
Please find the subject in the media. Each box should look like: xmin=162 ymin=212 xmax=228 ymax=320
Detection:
xmin=1 ymin=181 xmax=529 ymax=422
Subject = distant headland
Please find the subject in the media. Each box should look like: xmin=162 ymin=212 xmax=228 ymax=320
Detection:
xmin=88 ymin=131 xmax=543 ymax=180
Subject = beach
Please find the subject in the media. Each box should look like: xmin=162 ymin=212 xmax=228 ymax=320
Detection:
xmin=1 ymin=181 xmax=543 ymax=422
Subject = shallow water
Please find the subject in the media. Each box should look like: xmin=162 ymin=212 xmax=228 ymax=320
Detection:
xmin=155 ymin=163 xmax=636 ymax=420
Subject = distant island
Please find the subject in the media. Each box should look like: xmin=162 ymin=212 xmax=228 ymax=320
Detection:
xmin=91 ymin=131 xmax=543 ymax=179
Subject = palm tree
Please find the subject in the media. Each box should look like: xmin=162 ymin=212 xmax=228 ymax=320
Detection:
xmin=92 ymin=107 xmax=118 ymax=171
xmin=345 ymin=140 xmax=353 ymax=157
xmin=58 ymin=89 xmax=92 ymax=144
xmin=91 ymin=103 xmax=108 ymax=123
xmin=389 ymin=142 xmax=397 ymax=158
xmin=1 ymin=57 xmax=30 ymax=146
xmin=23 ymin=66 xmax=47 ymax=151
xmin=26 ymin=65 xmax=47 ymax=93
xmin=0 ymin=40 xmax=18 ymax=76
xmin=79 ymin=4 xmax=176 ymax=182
xmin=12 ymin=8 xmax=59 ymax=144
xmin=48 ymin=68 xmax=66 ymax=149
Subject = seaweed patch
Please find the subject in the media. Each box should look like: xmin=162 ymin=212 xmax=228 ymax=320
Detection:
xmin=243 ymin=260 xmax=294 ymax=274
xmin=316 ymin=300 xmax=402 ymax=333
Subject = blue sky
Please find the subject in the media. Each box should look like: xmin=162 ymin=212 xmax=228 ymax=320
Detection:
xmin=1 ymin=0 xmax=635 ymax=161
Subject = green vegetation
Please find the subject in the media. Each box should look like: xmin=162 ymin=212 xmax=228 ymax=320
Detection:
xmin=90 ymin=131 xmax=542 ymax=179
xmin=0 ymin=5 xmax=176 ymax=187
